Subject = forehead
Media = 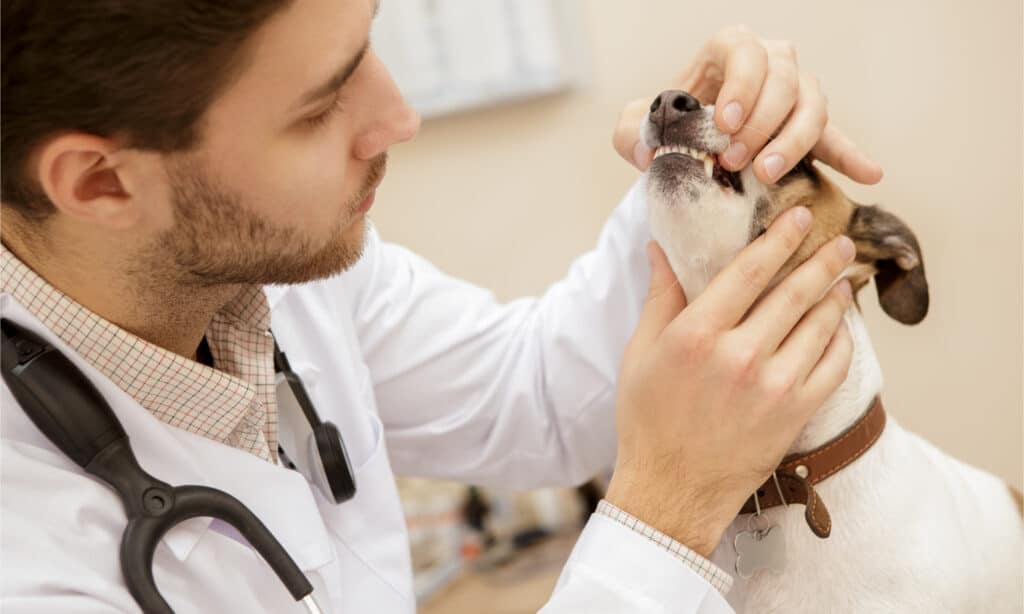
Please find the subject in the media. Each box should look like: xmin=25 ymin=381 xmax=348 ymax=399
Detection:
xmin=202 ymin=0 xmax=374 ymax=134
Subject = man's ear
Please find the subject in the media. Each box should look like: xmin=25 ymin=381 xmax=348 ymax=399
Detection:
xmin=846 ymin=204 xmax=929 ymax=325
xmin=34 ymin=133 xmax=140 ymax=229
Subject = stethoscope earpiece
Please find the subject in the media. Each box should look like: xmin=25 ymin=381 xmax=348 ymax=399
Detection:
xmin=272 ymin=337 xmax=358 ymax=506
xmin=311 ymin=422 xmax=357 ymax=504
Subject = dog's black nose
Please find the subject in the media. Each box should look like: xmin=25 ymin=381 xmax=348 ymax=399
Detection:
xmin=649 ymin=90 xmax=700 ymax=129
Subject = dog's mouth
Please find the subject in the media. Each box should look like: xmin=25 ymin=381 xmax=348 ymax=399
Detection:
xmin=653 ymin=143 xmax=743 ymax=192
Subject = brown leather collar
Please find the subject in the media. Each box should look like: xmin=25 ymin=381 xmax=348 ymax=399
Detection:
xmin=740 ymin=397 xmax=887 ymax=538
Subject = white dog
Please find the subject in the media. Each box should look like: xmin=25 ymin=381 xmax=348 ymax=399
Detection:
xmin=641 ymin=90 xmax=1023 ymax=613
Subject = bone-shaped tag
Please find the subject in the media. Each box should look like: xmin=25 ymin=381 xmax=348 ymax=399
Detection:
xmin=734 ymin=526 xmax=787 ymax=579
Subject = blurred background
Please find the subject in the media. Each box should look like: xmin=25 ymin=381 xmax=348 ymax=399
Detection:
xmin=367 ymin=1 xmax=1023 ymax=610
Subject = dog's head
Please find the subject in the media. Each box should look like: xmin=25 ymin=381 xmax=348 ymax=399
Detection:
xmin=643 ymin=90 xmax=928 ymax=325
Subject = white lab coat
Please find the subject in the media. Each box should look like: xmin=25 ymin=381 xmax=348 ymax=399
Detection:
xmin=0 ymin=180 xmax=734 ymax=613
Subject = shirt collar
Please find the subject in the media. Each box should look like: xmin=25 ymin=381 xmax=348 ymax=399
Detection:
xmin=0 ymin=242 xmax=276 ymax=459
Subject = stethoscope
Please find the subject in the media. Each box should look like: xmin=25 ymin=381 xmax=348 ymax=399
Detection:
xmin=0 ymin=318 xmax=356 ymax=614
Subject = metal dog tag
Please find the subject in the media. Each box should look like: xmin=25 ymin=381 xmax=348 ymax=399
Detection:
xmin=734 ymin=525 xmax=787 ymax=579
xmin=734 ymin=474 xmax=788 ymax=579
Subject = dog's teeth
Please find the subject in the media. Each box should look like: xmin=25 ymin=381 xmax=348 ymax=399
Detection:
xmin=654 ymin=145 xmax=716 ymax=171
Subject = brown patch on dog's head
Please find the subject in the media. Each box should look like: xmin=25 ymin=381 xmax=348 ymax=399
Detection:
xmin=752 ymin=158 xmax=929 ymax=325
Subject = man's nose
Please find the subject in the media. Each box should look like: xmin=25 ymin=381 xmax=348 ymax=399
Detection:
xmin=648 ymin=90 xmax=701 ymax=132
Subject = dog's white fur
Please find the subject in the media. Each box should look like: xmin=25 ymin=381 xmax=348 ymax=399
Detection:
xmin=642 ymin=107 xmax=1024 ymax=613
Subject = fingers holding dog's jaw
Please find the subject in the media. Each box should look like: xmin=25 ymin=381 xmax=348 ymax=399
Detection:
xmin=709 ymin=38 xmax=769 ymax=133
xmin=795 ymin=316 xmax=854 ymax=418
xmin=738 ymin=234 xmax=857 ymax=353
xmin=767 ymin=279 xmax=853 ymax=388
xmin=719 ymin=42 xmax=800 ymax=173
xmin=748 ymin=72 xmax=828 ymax=184
xmin=684 ymin=206 xmax=812 ymax=333
xmin=812 ymin=124 xmax=884 ymax=185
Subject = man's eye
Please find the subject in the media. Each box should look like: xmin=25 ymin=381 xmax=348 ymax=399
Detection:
xmin=304 ymin=94 xmax=344 ymax=128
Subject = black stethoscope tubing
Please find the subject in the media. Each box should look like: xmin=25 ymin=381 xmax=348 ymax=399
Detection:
xmin=0 ymin=318 xmax=346 ymax=613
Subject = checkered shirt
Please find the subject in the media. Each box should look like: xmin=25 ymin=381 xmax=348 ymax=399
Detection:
xmin=596 ymin=499 xmax=734 ymax=595
xmin=1 ymin=244 xmax=278 ymax=461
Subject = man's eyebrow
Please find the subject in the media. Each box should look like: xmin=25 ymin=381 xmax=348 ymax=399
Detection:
xmin=295 ymin=39 xmax=370 ymax=109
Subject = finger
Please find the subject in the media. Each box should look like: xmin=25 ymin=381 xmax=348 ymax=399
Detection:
xmin=768 ymin=279 xmax=853 ymax=384
xmin=749 ymin=71 xmax=827 ymax=184
xmin=633 ymin=241 xmax=688 ymax=348
xmin=811 ymin=124 xmax=884 ymax=184
xmin=633 ymin=138 xmax=654 ymax=171
xmin=613 ymin=98 xmax=653 ymax=170
xmin=740 ymin=234 xmax=856 ymax=352
xmin=795 ymin=315 xmax=854 ymax=413
xmin=709 ymin=37 xmax=769 ymax=134
xmin=676 ymin=56 xmax=723 ymax=103
xmin=684 ymin=206 xmax=812 ymax=332
xmin=720 ymin=54 xmax=800 ymax=173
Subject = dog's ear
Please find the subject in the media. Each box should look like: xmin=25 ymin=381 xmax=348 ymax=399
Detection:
xmin=846 ymin=205 xmax=929 ymax=325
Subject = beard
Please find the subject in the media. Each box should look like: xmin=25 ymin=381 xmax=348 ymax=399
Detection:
xmin=152 ymin=154 xmax=386 ymax=288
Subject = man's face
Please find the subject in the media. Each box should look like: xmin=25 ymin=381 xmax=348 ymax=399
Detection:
xmin=151 ymin=0 xmax=418 ymax=286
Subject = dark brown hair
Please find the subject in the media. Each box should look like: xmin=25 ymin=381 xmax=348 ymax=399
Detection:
xmin=2 ymin=0 xmax=292 ymax=220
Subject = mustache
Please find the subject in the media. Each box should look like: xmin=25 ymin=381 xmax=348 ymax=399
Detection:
xmin=350 ymin=153 xmax=387 ymax=210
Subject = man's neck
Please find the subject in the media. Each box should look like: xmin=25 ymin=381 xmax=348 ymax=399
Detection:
xmin=2 ymin=228 xmax=241 ymax=361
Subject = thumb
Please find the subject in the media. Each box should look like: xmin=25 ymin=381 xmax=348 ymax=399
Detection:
xmin=613 ymin=99 xmax=655 ymax=171
xmin=633 ymin=241 xmax=688 ymax=348
xmin=632 ymin=140 xmax=654 ymax=171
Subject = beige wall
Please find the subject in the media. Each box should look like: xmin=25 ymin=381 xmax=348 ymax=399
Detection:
xmin=372 ymin=1 xmax=1023 ymax=487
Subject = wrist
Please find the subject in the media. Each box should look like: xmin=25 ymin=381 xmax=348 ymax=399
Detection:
xmin=605 ymin=472 xmax=732 ymax=558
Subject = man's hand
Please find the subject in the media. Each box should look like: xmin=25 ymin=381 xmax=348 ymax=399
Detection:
xmin=612 ymin=25 xmax=883 ymax=185
xmin=605 ymin=207 xmax=856 ymax=557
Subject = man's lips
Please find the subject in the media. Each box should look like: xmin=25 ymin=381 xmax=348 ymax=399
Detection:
xmin=356 ymin=172 xmax=386 ymax=214
xmin=348 ymin=153 xmax=389 ymax=216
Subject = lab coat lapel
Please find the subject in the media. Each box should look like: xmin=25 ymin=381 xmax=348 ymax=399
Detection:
xmin=0 ymin=295 xmax=333 ymax=574
xmin=181 ymin=429 xmax=335 ymax=572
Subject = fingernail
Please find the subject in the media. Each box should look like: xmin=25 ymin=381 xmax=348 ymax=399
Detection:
xmin=763 ymin=153 xmax=785 ymax=181
xmin=837 ymin=279 xmax=853 ymax=299
xmin=838 ymin=235 xmax=856 ymax=261
xmin=723 ymin=101 xmax=743 ymax=131
xmin=723 ymin=141 xmax=747 ymax=168
xmin=794 ymin=207 xmax=812 ymax=232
